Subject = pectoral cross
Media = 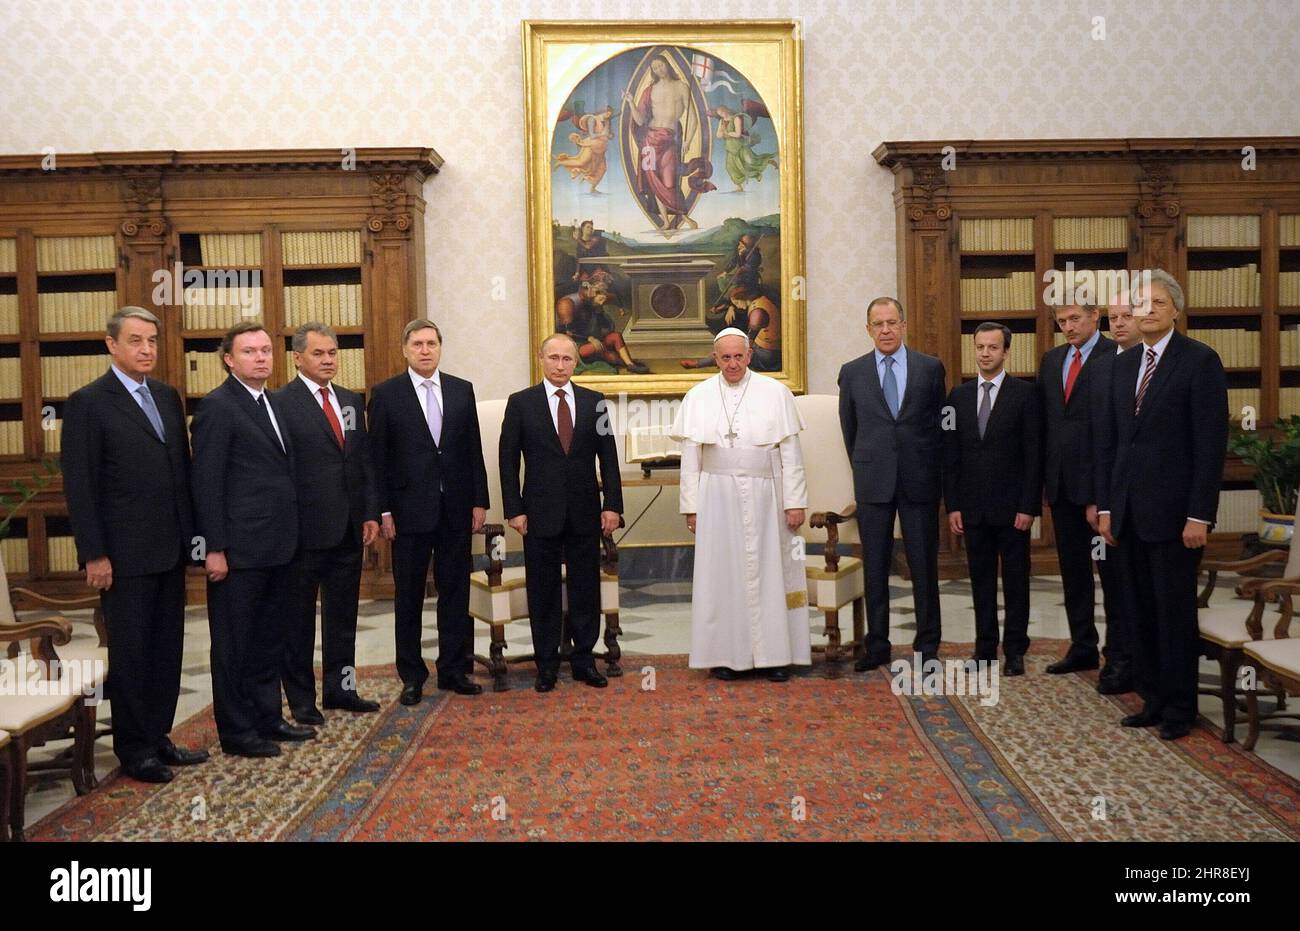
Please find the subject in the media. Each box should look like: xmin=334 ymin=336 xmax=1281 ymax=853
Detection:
xmin=724 ymin=428 xmax=738 ymax=447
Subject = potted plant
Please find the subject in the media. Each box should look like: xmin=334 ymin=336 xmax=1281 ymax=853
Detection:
xmin=1229 ymin=415 xmax=1300 ymax=546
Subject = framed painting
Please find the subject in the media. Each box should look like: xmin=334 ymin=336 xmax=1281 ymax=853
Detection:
xmin=523 ymin=20 xmax=806 ymax=396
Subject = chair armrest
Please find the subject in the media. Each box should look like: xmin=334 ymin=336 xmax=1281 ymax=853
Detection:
xmin=809 ymin=505 xmax=857 ymax=573
xmin=0 ymin=616 xmax=73 ymax=645
xmin=9 ymin=586 xmax=99 ymax=611
xmin=1203 ymin=549 xmax=1287 ymax=574
xmin=476 ymin=523 xmax=505 ymax=586
xmin=1239 ymin=574 xmax=1300 ymax=597
xmin=600 ymin=515 xmax=625 ymax=573
xmin=1256 ymin=580 xmax=1300 ymax=640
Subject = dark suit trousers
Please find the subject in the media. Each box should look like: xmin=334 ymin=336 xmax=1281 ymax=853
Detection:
xmin=1097 ymin=537 xmax=1130 ymax=666
xmin=858 ymin=498 xmax=941 ymax=660
xmin=283 ymin=536 xmax=364 ymax=709
xmin=524 ymin=513 xmax=601 ymax=677
xmin=963 ymin=522 xmax=1031 ymax=660
xmin=208 ymin=564 xmax=293 ymax=743
xmin=100 ymin=560 xmax=186 ymax=766
xmin=1115 ymin=526 xmax=1203 ymax=726
xmin=391 ymin=518 xmax=473 ymax=686
xmin=1050 ymin=500 xmax=1101 ymax=655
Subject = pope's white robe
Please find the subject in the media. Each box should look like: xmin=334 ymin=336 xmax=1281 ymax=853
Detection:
xmin=672 ymin=371 xmax=810 ymax=670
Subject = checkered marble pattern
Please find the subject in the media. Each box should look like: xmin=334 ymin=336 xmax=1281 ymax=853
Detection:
xmin=21 ymin=572 xmax=1300 ymax=828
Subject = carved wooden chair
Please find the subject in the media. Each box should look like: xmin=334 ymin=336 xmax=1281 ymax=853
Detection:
xmin=794 ymin=395 xmax=866 ymax=672
xmin=467 ymin=398 xmax=624 ymax=691
xmin=1242 ymin=579 xmax=1300 ymax=749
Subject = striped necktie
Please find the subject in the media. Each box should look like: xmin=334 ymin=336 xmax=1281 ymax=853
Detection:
xmin=1135 ymin=346 xmax=1158 ymax=415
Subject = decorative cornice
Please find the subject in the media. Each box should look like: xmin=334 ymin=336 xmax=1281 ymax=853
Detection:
xmin=0 ymin=148 xmax=443 ymax=180
xmin=874 ymin=137 xmax=1300 ymax=169
xmin=1137 ymin=159 xmax=1181 ymax=219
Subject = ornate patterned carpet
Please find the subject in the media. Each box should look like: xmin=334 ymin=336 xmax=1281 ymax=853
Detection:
xmin=29 ymin=652 xmax=1300 ymax=842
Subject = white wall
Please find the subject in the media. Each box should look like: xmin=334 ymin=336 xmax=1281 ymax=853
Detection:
xmin=2 ymin=0 xmax=1297 ymax=399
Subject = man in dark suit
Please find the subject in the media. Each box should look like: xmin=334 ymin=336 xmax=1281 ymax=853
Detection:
xmin=62 ymin=307 xmax=208 ymax=783
xmin=192 ymin=321 xmax=314 ymax=757
xmin=499 ymin=334 xmax=623 ymax=693
xmin=1097 ymin=269 xmax=1227 ymax=740
xmin=838 ymin=296 xmax=947 ymax=670
xmin=274 ymin=323 xmax=382 ymax=724
xmin=368 ymin=320 xmax=489 ymax=705
xmin=1038 ymin=300 xmax=1114 ymax=675
xmin=944 ymin=323 xmax=1042 ymax=676
xmin=1086 ymin=294 xmax=1143 ymax=694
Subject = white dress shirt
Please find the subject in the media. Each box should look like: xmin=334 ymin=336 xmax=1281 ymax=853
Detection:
xmin=1134 ymin=328 xmax=1174 ymax=397
xmin=975 ymin=368 xmax=1007 ymax=414
xmin=233 ymin=376 xmax=285 ymax=451
xmin=299 ymin=372 xmax=346 ymax=428
xmin=407 ymin=367 xmax=443 ymax=425
xmin=543 ymin=378 xmax=576 ymax=435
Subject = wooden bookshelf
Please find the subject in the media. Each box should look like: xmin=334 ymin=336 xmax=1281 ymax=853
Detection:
xmin=0 ymin=148 xmax=441 ymax=602
xmin=875 ymin=137 xmax=1300 ymax=572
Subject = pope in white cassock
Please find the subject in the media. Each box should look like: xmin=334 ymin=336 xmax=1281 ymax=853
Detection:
xmin=671 ymin=328 xmax=810 ymax=682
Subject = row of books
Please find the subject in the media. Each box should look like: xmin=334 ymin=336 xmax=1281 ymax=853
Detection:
xmin=1053 ymin=217 xmax=1127 ymax=251
xmin=0 ymin=238 xmax=15 ymax=274
xmin=1214 ymin=489 xmax=1264 ymax=533
xmin=0 ymin=419 xmax=24 ymax=454
xmin=35 ymin=235 xmax=117 ymax=273
xmin=0 ymin=357 xmax=22 ymax=398
xmin=184 ymin=350 xmax=231 ymax=395
xmin=282 ymin=231 xmax=363 ymax=266
xmin=1280 ymin=271 xmax=1300 ymax=306
xmin=47 ymin=536 xmax=78 ymax=573
xmin=959 ymin=217 xmax=1034 ymax=252
xmin=41 ymin=354 xmax=105 ymax=398
xmin=1226 ymin=388 xmax=1260 ymax=422
xmin=284 ymin=284 xmax=364 ymax=327
xmin=285 ymin=348 xmax=366 ymax=389
xmin=0 ymin=294 xmax=17 ymax=335
xmin=37 ymin=290 xmax=118 ymax=334
xmin=1283 ymin=215 xmax=1300 ymax=248
xmin=44 ymin=419 xmax=61 ymax=453
xmin=1187 ymin=328 xmax=1260 ymax=368
xmin=182 ymin=290 xmax=264 ymax=331
xmin=197 ymin=233 xmax=263 ymax=267
xmin=1186 ymin=215 xmax=1260 ymax=249
xmin=959 ymin=335 xmax=1038 ymax=376
xmin=1281 ymin=387 xmax=1300 ymax=418
xmin=1 ymin=537 xmax=28 ymax=574
xmin=960 ymin=272 xmax=1037 ymax=312
xmin=1187 ymin=265 xmax=1260 ymax=307
xmin=1280 ymin=329 xmax=1300 ymax=366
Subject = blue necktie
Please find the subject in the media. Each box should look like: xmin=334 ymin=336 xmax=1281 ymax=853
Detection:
xmin=135 ymin=383 xmax=165 ymax=442
xmin=883 ymin=355 xmax=900 ymax=419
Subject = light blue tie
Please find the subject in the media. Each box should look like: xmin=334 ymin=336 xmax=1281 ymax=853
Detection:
xmin=423 ymin=380 xmax=442 ymax=445
xmin=882 ymin=355 xmax=900 ymax=419
xmin=136 ymin=383 xmax=165 ymax=442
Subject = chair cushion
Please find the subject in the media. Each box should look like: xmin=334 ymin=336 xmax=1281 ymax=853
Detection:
xmin=1243 ymin=638 xmax=1300 ymax=680
xmin=1199 ymin=603 xmax=1284 ymax=648
xmin=54 ymin=645 xmax=109 ymax=688
xmin=0 ymin=729 xmax=9 ymax=748
xmin=804 ymin=554 xmax=864 ymax=610
xmin=0 ymin=692 xmax=78 ymax=733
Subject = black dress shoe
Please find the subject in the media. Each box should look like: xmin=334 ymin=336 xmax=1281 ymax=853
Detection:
xmin=324 ymin=693 xmax=381 ymax=713
xmin=534 ymin=674 xmax=557 ymax=693
xmin=1003 ymin=655 xmax=1025 ymax=677
xmin=767 ymin=666 xmax=791 ymax=682
xmin=1121 ymin=711 xmax=1162 ymax=728
xmin=1045 ymin=652 xmax=1100 ymax=674
xmin=292 ymin=706 xmax=326 ymax=726
xmin=1097 ymin=675 xmax=1135 ymax=695
xmin=124 ymin=756 xmax=174 ymax=783
xmin=220 ymin=737 xmax=281 ymax=758
xmin=158 ymin=741 xmax=209 ymax=767
xmin=399 ymin=683 xmax=423 ymax=706
xmin=259 ymin=719 xmax=316 ymax=742
xmin=1159 ymin=722 xmax=1192 ymax=741
xmin=438 ymin=675 xmax=484 ymax=696
xmin=572 ymin=668 xmax=608 ymax=688
xmin=711 ymin=666 xmax=739 ymax=680
xmin=853 ymin=655 xmax=890 ymax=672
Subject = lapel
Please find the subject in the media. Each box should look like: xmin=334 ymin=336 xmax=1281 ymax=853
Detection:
xmin=226 ymin=377 xmax=287 ymax=458
xmin=1066 ymin=335 xmax=1112 ymax=409
xmin=535 ymin=381 xmax=569 ymax=456
xmin=1044 ymin=343 xmax=1067 ymax=416
xmin=101 ymin=369 xmax=166 ymax=444
xmin=975 ymin=376 xmax=1014 ymax=444
xmin=896 ymin=348 xmax=924 ymax=420
xmin=1134 ymin=330 xmax=1184 ymax=427
xmin=289 ymin=377 xmax=345 ymax=453
xmin=399 ymin=373 xmax=437 ymax=450
xmin=861 ymin=351 xmax=893 ymax=419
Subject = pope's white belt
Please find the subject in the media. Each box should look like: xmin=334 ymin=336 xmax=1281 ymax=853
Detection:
xmin=701 ymin=444 xmax=773 ymax=478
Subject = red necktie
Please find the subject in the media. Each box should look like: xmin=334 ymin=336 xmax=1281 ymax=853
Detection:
xmin=320 ymin=386 xmax=344 ymax=448
xmin=1063 ymin=348 xmax=1082 ymax=403
xmin=555 ymin=388 xmax=573 ymax=454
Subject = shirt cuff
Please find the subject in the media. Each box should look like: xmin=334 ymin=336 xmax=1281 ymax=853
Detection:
xmin=1187 ymin=517 xmax=1211 ymax=526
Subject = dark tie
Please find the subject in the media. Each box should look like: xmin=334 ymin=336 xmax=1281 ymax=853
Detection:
xmin=978 ymin=380 xmax=993 ymax=439
xmin=319 ymin=386 xmax=344 ymax=448
xmin=555 ymin=388 xmax=573 ymax=454
xmin=257 ymin=393 xmax=284 ymax=451
xmin=1063 ymin=348 xmax=1082 ymax=403
xmin=882 ymin=356 xmax=900 ymax=419
xmin=1135 ymin=346 xmax=1158 ymax=415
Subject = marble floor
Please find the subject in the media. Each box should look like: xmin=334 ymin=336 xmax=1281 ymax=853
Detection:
xmin=19 ymin=570 xmax=1300 ymax=832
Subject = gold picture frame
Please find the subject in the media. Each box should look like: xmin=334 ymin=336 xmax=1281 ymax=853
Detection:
xmin=523 ymin=20 xmax=806 ymax=396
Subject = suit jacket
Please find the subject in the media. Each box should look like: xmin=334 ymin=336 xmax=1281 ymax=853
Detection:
xmin=367 ymin=370 xmax=489 ymax=534
xmin=943 ymin=375 xmax=1042 ymax=525
xmin=273 ymin=376 xmax=380 ymax=550
xmin=61 ymin=369 xmax=194 ymax=576
xmin=499 ymin=382 xmax=623 ymax=537
xmin=1039 ymin=335 xmax=1115 ymax=506
xmin=837 ymin=347 xmax=947 ymax=504
xmin=190 ymin=375 xmax=299 ymax=569
xmin=1095 ymin=330 xmax=1228 ymax=542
